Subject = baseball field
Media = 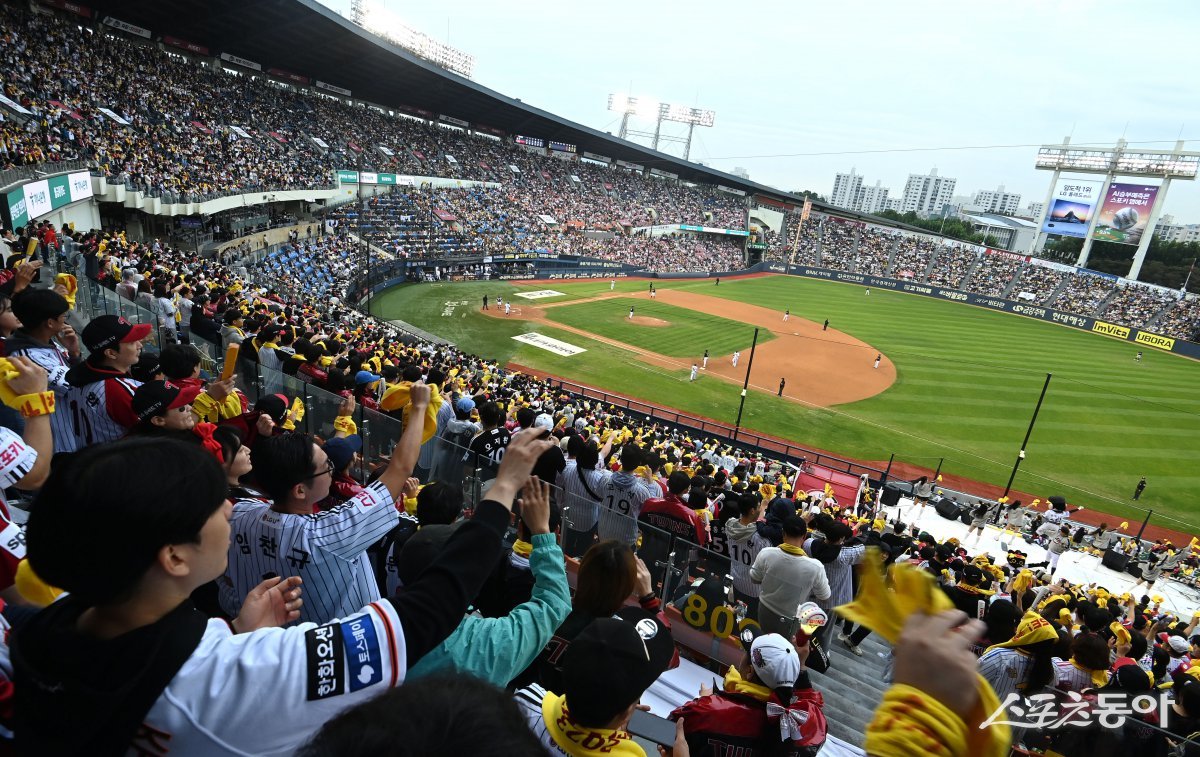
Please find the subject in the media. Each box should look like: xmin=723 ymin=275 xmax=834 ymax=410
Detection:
xmin=371 ymin=274 xmax=1200 ymax=528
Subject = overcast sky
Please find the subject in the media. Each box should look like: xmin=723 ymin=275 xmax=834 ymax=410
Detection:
xmin=319 ymin=0 xmax=1200 ymax=222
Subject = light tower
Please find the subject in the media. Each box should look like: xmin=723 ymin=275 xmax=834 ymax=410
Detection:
xmin=607 ymin=94 xmax=716 ymax=162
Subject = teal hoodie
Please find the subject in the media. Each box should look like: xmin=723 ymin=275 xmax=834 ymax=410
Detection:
xmin=406 ymin=532 xmax=571 ymax=685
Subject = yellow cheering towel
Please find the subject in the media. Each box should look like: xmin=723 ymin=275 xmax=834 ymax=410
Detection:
xmin=839 ymin=550 xmax=1010 ymax=757
xmin=379 ymin=382 xmax=443 ymax=443
xmin=15 ymin=559 xmax=63 ymax=606
xmin=54 ymin=273 xmax=77 ymax=307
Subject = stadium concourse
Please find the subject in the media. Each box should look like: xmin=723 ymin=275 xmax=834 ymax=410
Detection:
xmin=0 ymin=2 xmax=1198 ymax=755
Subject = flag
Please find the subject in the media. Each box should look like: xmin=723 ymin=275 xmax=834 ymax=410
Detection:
xmin=936 ymin=475 xmax=943 ymax=482
xmin=823 ymin=482 xmax=834 ymax=498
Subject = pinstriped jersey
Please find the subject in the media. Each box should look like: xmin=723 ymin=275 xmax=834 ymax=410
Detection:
xmin=57 ymin=376 xmax=141 ymax=453
xmin=555 ymin=459 xmax=609 ymax=532
xmin=596 ymin=471 xmax=661 ymax=545
xmin=7 ymin=341 xmax=77 ymax=451
xmin=223 ymin=481 xmax=399 ymax=625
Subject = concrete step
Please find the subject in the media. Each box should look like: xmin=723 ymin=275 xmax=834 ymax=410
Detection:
xmin=802 ymin=631 xmax=892 ymax=747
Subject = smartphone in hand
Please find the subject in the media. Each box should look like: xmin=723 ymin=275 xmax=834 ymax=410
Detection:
xmin=627 ymin=710 xmax=677 ymax=747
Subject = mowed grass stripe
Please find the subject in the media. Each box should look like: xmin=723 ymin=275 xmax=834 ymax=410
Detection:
xmin=542 ymin=298 xmax=773 ymax=358
xmin=376 ymin=277 xmax=1200 ymax=525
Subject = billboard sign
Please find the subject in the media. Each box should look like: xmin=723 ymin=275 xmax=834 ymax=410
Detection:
xmin=1042 ymin=178 xmax=1103 ymax=237
xmin=1092 ymin=182 xmax=1160 ymax=245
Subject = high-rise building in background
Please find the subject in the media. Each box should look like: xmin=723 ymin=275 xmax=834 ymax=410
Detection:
xmin=901 ymin=168 xmax=957 ymax=217
xmin=1023 ymin=201 xmax=1045 ymax=220
xmin=830 ymin=171 xmax=891 ymax=214
xmin=731 ymin=166 xmax=750 ymax=179
xmin=970 ymin=184 xmax=1022 ymax=215
xmin=858 ymin=181 xmax=890 ymax=214
xmin=830 ymin=170 xmax=864 ymax=210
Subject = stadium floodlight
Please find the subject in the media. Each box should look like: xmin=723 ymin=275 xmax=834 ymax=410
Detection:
xmin=658 ymin=103 xmax=716 ymax=128
xmin=607 ymin=94 xmax=716 ymax=162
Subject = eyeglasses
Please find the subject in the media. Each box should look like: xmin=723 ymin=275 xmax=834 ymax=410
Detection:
xmin=304 ymin=459 xmax=335 ymax=481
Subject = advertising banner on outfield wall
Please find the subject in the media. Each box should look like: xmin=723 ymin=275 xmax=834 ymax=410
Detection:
xmin=1042 ymin=178 xmax=1104 ymax=238
xmin=1092 ymin=182 xmax=1160 ymax=245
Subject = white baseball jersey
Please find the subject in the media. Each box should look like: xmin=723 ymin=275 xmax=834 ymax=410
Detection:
xmin=555 ymin=459 xmax=609 ymax=532
xmin=0 ymin=427 xmax=35 ymax=592
xmin=223 ymin=481 xmax=399 ymax=625
xmin=728 ymin=530 xmax=770 ymax=597
xmin=58 ymin=375 xmax=141 ymax=453
xmin=596 ymin=471 xmax=661 ymax=545
xmin=131 ymin=602 xmax=405 ymax=756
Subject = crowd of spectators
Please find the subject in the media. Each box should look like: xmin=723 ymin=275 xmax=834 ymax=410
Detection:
xmin=1100 ymin=284 xmax=1178 ymax=329
xmin=924 ymin=245 xmax=978 ymax=289
xmin=970 ymin=254 xmax=1022 ymax=297
xmin=0 ymin=203 xmax=1197 ymax=755
xmin=0 ymin=3 xmax=747 ymax=225
xmin=850 ymin=226 xmax=894 ymax=276
xmin=333 ymin=192 xmax=744 ymax=273
xmin=1010 ymin=264 xmax=1067 ymax=303
xmin=1055 ymin=274 xmax=1117 ymax=317
xmin=1155 ymin=297 xmax=1200 ymax=341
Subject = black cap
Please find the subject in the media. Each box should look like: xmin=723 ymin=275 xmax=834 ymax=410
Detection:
xmin=81 ymin=314 xmax=151 ymax=354
xmin=561 ymin=608 xmax=676 ymax=726
xmin=132 ymin=380 xmax=202 ymax=422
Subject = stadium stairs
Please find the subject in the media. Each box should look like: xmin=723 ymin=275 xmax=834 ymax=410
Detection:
xmin=957 ymin=254 xmax=984 ymax=290
xmin=1094 ymin=288 xmax=1122 ymax=318
xmin=883 ymin=238 xmax=901 ymax=277
xmin=1043 ymin=276 xmax=1073 ymax=307
xmin=1146 ymin=301 xmax=1177 ymax=330
xmin=809 ymin=631 xmax=890 ymax=747
xmin=920 ymin=249 xmax=939 ymax=281
xmin=999 ymin=262 xmax=1027 ymax=300
xmin=848 ymin=229 xmax=863 ymax=272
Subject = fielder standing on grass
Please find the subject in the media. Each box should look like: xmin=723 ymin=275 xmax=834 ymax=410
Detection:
xmin=628 ymin=306 xmax=634 ymax=320
xmin=690 ymin=363 xmax=699 ymax=382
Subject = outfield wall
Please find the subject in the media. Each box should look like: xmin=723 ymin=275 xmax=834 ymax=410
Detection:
xmin=757 ymin=262 xmax=1200 ymax=360
xmin=356 ymin=254 xmax=1199 ymax=358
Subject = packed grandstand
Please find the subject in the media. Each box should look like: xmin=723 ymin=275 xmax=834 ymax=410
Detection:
xmin=0 ymin=1 xmax=1199 ymax=756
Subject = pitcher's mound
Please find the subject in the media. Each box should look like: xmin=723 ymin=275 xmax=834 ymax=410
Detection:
xmin=630 ymin=316 xmax=670 ymax=327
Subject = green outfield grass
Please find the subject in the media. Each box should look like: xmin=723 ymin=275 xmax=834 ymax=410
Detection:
xmin=541 ymin=297 xmax=775 ymax=357
xmin=371 ymin=276 xmax=1200 ymax=527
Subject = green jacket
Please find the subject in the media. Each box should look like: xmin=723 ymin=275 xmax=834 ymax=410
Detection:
xmin=407 ymin=532 xmax=571 ymax=685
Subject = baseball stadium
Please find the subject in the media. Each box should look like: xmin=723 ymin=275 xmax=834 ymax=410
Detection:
xmin=2 ymin=0 xmax=1200 ymax=753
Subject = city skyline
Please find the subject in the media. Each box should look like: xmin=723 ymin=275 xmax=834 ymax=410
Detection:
xmin=318 ymin=0 xmax=1200 ymax=221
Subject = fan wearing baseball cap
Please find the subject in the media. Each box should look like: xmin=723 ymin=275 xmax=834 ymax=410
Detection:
xmin=57 ymin=314 xmax=151 ymax=452
xmin=514 ymin=608 xmax=678 ymax=757
xmin=669 ymin=630 xmax=827 ymax=757
xmin=128 ymin=380 xmax=227 ymax=462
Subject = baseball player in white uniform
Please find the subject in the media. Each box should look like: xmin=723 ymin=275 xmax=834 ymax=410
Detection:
xmin=732 ymin=350 xmax=740 ymax=367
xmin=702 ymin=349 xmax=709 ymax=369
xmin=689 ymin=363 xmax=698 ymax=382
xmin=504 ymin=302 xmax=511 ymax=316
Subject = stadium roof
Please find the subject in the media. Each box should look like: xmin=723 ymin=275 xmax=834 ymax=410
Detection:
xmin=88 ymin=0 xmax=931 ymax=233
xmin=90 ymin=0 xmax=770 ymax=189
